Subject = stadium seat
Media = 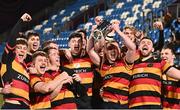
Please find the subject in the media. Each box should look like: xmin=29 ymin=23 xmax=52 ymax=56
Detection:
xmin=163 ymin=28 xmax=172 ymax=44
xmin=175 ymin=47 xmax=180 ymax=54
xmin=26 ymin=0 xmax=179 ymax=59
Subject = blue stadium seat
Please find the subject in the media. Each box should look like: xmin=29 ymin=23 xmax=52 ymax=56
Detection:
xmin=0 ymin=43 xmax=6 ymax=59
xmin=175 ymin=47 xmax=180 ymax=54
xmin=163 ymin=28 xmax=172 ymax=44
xmin=148 ymin=29 xmax=159 ymax=44
xmin=171 ymin=19 xmax=180 ymax=33
xmin=26 ymin=0 xmax=179 ymax=53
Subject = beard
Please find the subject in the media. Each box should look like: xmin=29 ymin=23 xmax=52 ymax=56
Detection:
xmin=140 ymin=51 xmax=151 ymax=57
xmin=72 ymin=48 xmax=82 ymax=56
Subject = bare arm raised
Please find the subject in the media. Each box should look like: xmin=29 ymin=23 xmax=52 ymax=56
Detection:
xmin=7 ymin=13 xmax=32 ymax=48
xmin=111 ymin=22 xmax=136 ymax=63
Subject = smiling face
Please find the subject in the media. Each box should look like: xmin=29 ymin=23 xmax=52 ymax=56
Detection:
xmin=139 ymin=38 xmax=154 ymax=57
xmin=27 ymin=35 xmax=40 ymax=53
xmin=15 ymin=44 xmax=28 ymax=63
xmin=34 ymin=55 xmax=48 ymax=74
xmin=161 ymin=48 xmax=175 ymax=64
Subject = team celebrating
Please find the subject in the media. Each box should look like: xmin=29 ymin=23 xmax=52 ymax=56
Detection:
xmin=0 ymin=13 xmax=179 ymax=109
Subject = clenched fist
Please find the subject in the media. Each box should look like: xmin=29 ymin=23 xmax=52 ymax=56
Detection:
xmin=153 ymin=21 xmax=163 ymax=30
xmin=21 ymin=13 xmax=32 ymax=22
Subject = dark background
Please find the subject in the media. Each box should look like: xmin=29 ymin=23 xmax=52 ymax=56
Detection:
xmin=0 ymin=0 xmax=76 ymax=42
xmin=0 ymin=0 xmax=58 ymax=33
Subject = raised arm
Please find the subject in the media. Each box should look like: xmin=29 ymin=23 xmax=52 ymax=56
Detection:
xmin=112 ymin=23 xmax=136 ymax=63
xmin=86 ymin=32 xmax=95 ymax=52
xmin=86 ymin=16 xmax=102 ymax=52
xmin=153 ymin=21 xmax=164 ymax=51
xmin=1 ymin=13 xmax=32 ymax=84
xmin=88 ymin=47 xmax=101 ymax=66
xmin=87 ymin=32 xmax=105 ymax=66
xmin=7 ymin=13 xmax=32 ymax=48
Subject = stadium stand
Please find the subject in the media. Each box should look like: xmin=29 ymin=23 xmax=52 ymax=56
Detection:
xmin=0 ymin=0 xmax=179 ymax=61
xmin=23 ymin=0 xmax=179 ymax=64
xmin=0 ymin=0 xmax=180 ymax=109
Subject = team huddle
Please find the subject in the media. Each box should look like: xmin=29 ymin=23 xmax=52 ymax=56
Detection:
xmin=0 ymin=13 xmax=180 ymax=109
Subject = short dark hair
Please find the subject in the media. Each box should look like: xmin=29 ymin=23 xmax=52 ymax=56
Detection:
xmin=42 ymin=40 xmax=57 ymax=50
xmin=123 ymin=26 xmax=136 ymax=32
xmin=32 ymin=51 xmax=48 ymax=62
xmin=140 ymin=37 xmax=153 ymax=44
xmin=162 ymin=43 xmax=175 ymax=55
xmin=76 ymin=29 xmax=87 ymax=38
xmin=43 ymin=46 xmax=57 ymax=55
xmin=16 ymin=38 xmax=28 ymax=47
xmin=105 ymin=41 xmax=121 ymax=53
xmin=68 ymin=32 xmax=82 ymax=42
xmin=26 ymin=31 xmax=39 ymax=40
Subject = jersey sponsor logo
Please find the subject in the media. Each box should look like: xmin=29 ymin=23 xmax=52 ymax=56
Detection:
xmin=17 ymin=74 xmax=29 ymax=83
xmin=104 ymin=74 xmax=113 ymax=80
xmin=163 ymin=80 xmax=173 ymax=85
xmin=73 ymin=69 xmax=87 ymax=73
xmin=132 ymin=73 xmax=149 ymax=79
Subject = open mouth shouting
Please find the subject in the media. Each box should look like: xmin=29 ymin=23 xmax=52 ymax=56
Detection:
xmin=39 ymin=65 xmax=46 ymax=74
xmin=74 ymin=46 xmax=79 ymax=51
xmin=110 ymin=50 xmax=117 ymax=60
xmin=161 ymin=57 xmax=167 ymax=61
xmin=18 ymin=53 xmax=25 ymax=59
xmin=111 ymin=51 xmax=116 ymax=57
xmin=32 ymin=42 xmax=39 ymax=50
xmin=55 ymin=57 xmax=60 ymax=66
xmin=140 ymin=45 xmax=152 ymax=57
xmin=142 ymin=46 xmax=148 ymax=50
xmin=142 ymin=46 xmax=149 ymax=52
